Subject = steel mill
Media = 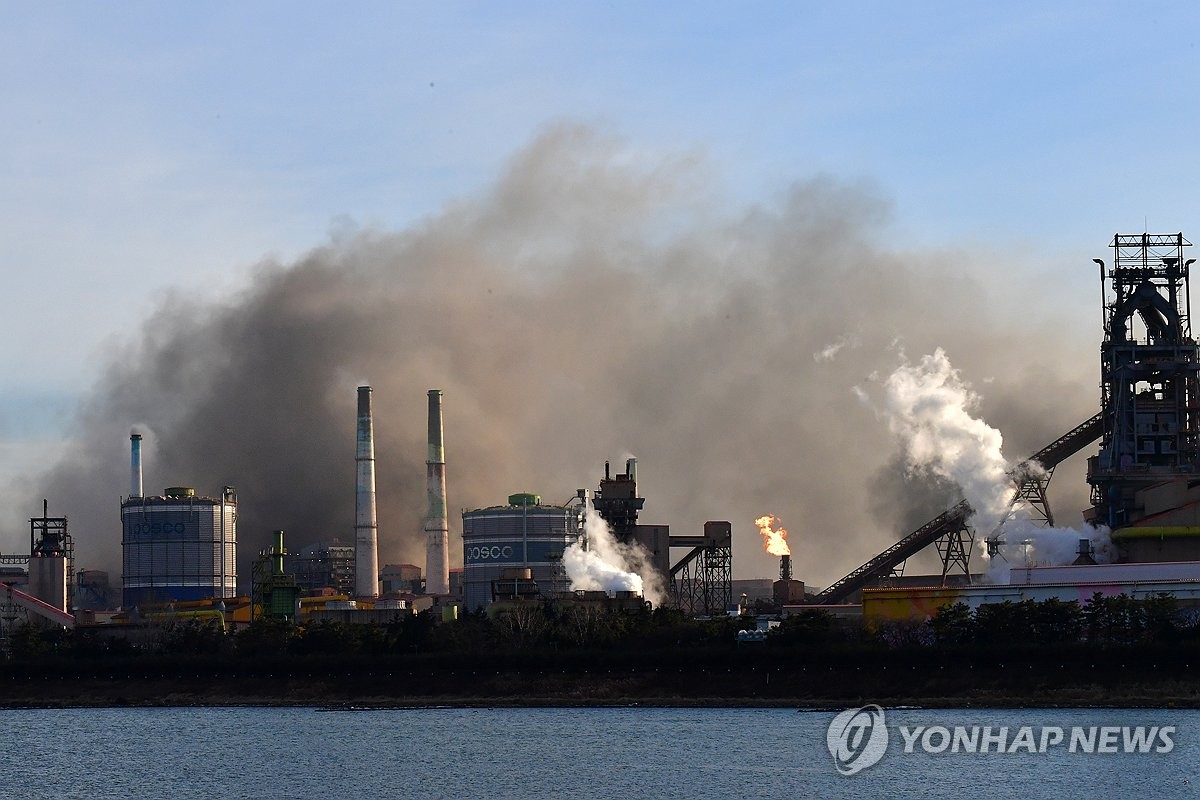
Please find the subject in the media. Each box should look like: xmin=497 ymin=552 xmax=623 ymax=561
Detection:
xmin=9 ymin=234 xmax=1200 ymax=635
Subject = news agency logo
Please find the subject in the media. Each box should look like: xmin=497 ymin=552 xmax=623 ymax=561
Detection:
xmin=826 ymin=704 xmax=889 ymax=775
xmin=826 ymin=705 xmax=1177 ymax=776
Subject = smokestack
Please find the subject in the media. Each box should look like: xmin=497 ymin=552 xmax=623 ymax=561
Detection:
xmin=780 ymin=554 xmax=792 ymax=581
xmin=354 ymin=386 xmax=379 ymax=598
xmin=424 ymin=389 xmax=450 ymax=595
xmin=130 ymin=432 xmax=143 ymax=497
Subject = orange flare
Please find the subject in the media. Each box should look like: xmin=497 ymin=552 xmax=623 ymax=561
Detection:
xmin=755 ymin=514 xmax=791 ymax=557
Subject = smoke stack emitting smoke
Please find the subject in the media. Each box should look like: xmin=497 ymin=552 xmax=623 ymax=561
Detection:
xmin=15 ymin=125 xmax=1100 ymax=586
xmin=129 ymin=432 xmax=142 ymax=498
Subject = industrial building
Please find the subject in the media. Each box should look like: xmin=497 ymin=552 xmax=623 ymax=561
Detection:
xmin=28 ymin=500 xmax=71 ymax=616
xmin=289 ymin=539 xmax=356 ymax=595
xmin=119 ymin=432 xmax=237 ymax=607
xmin=0 ymin=502 xmax=79 ymax=631
xmin=17 ymin=235 xmax=1200 ymax=640
xmin=826 ymin=233 xmax=1200 ymax=625
xmin=592 ymin=459 xmax=733 ymax=616
xmin=120 ymin=486 xmax=237 ymax=607
xmin=250 ymin=530 xmax=301 ymax=621
xmin=461 ymin=494 xmax=580 ymax=611
xmin=381 ymin=563 xmax=423 ymax=594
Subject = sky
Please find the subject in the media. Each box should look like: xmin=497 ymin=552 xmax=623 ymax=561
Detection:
xmin=2 ymin=2 xmax=1200 ymax=585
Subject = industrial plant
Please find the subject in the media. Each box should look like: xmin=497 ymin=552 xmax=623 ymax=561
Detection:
xmin=5 ymin=234 xmax=1200 ymax=644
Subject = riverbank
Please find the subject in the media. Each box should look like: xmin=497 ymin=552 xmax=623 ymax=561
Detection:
xmin=3 ymin=654 xmax=1199 ymax=709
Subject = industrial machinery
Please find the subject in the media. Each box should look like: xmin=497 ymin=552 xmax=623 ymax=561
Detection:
xmin=1085 ymin=234 xmax=1200 ymax=560
xmin=591 ymin=459 xmax=734 ymax=614
xmin=773 ymin=553 xmax=805 ymax=606
xmin=813 ymin=415 xmax=1103 ymax=605
xmin=251 ymin=530 xmax=300 ymax=621
xmin=814 ymin=233 xmax=1200 ymax=603
xmin=591 ymin=459 xmax=667 ymax=574
xmin=29 ymin=499 xmax=72 ymax=614
xmin=670 ymin=521 xmax=733 ymax=615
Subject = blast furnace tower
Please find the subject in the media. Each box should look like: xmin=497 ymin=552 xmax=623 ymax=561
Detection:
xmin=1087 ymin=233 xmax=1200 ymax=556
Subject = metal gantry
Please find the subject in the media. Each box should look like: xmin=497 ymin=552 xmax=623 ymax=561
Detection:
xmin=669 ymin=521 xmax=733 ymax=615
xmin=814 ymin=413 xmax=1103 ymax=605
xmin=1088 ymin=234 xmax=1200 ymax=528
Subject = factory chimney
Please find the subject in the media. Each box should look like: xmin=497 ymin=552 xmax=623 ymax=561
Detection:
xmin=424 ymin=389 xmax=450 ymax=595
xmin=354 ymin=386 xmax=379 ymax=598
xmin=130 ymin=432 xmax=143 ymax=497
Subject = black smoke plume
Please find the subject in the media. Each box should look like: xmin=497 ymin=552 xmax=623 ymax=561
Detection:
xmin=20 ymin=125 xmax=1100 ymax=589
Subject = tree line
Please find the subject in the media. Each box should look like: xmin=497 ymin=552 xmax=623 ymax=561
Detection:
xmin=3 ymin=592 xmax=1198 ymax=665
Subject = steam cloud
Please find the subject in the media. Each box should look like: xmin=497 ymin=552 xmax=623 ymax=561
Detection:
xmin=874 ymin=348 xmax=1013 ymax=533
xmin=863 ymin=348 xmax=1112 ymax=580
xmin=562 ymin=498 xmax=663 ymax=604
xmin=5 ymin=124 xmax=1101 ymax=589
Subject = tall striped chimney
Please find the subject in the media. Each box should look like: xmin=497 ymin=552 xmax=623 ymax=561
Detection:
xmin=424 ymin=389 xmax=450 ymax=595
xmin=130 ymin=432 xmax=143 ymax=497
xmin=354 ymin=386 xmax=379 ymax=598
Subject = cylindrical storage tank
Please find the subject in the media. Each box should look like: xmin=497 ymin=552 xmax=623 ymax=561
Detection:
xmin=121 ymin=487 xmax=237 ymax=607
xmin=28 ymin=555 xmax=67 ymax=615
xmin=461 ymin=499 xmax=581 ymax=611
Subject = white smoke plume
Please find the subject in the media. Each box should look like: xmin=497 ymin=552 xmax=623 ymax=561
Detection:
xmin=983 ymin=515 xmax=1114 ymax=583
xmin=813 ymin=334 xmax=860 ymax=363
xmin=876 ymin=347 xmax=1013 ymax=532
xmin=868 ymin=347 xmax=1112 ymax=579
xmin=562 ymin=497 xmax=665 ymax=605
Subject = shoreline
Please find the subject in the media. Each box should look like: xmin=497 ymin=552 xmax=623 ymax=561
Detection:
xmin=3 ymin=685 xmax=1199 ymax=710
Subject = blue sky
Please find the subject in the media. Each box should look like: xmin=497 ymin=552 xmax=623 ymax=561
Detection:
xmin=2 ymin=1 xmax=1199 ymax=443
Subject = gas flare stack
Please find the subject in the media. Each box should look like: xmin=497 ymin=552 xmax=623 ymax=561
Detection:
xmin=355 ymin=385 xmax=379 ymax=598
xmin=424 ymin=389 xmax=450 ymax=596
xmin=756 ymin=516 xmax=804 ymax=607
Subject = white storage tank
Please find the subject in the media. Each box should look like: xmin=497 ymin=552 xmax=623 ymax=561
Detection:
xmin=461 ymin=494 xmax=581 ymax=611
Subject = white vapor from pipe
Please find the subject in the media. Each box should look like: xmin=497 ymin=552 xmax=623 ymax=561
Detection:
xmin=863 ymin=347 xmax=1112 ymax=581
xmin=878 ymin=347 xmax=1013 ymax=533
xmin=563 ymin=494 xmax=663 ymax=603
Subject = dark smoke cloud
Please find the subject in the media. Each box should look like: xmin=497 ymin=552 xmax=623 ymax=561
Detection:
xmin=18 ymin=124 xmax=1100 ymax=589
